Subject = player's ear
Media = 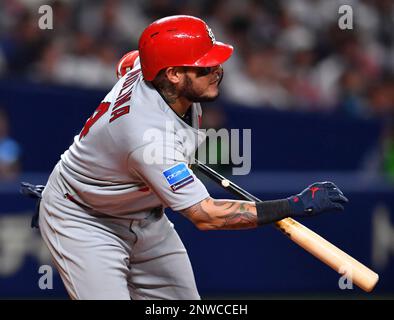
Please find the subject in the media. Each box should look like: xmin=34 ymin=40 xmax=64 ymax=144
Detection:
xmin=165 ymin=67 xmax=185 ymax=84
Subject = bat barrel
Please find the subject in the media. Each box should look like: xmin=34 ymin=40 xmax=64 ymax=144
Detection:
xmin=276 ymin=218 xmax=379 ymax=292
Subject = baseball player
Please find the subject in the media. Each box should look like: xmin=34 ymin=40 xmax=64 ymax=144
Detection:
xmin=22 ymin=15 xmax=348 ymax=300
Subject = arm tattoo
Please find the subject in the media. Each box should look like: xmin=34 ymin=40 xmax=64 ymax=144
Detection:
xmin=182 ymin=197 xmax=258 ymax=230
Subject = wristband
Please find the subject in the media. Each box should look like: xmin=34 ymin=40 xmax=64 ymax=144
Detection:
xmin=256 ymin=199 xmax=292 ymax=225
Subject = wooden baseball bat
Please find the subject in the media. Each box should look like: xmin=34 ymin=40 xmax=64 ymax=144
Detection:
xmin=194 ymin=160 xmax=379 ymax=292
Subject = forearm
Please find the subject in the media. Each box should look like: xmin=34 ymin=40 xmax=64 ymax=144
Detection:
xmin=181 ymin=182 xmax=348 ymax=231
xmin=181 ymin=197 xmax=259 ymax=230
xmin=181 ymin=197 xmax=296 ymax=231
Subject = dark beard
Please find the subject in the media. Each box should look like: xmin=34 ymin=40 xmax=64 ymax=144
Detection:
xmin=180 ymin=74 xmax=220 ymax=103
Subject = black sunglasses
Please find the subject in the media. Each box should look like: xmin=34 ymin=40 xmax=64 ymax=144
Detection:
xmin=195 ymin=66 xmax=216 ymax=77
xmin=183 ymin=66 xmax=218 ymax=77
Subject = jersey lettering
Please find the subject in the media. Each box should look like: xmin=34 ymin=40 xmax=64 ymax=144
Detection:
xmin=79 ymin=70 xmax=141 ymax=140
xmin=110 ymin=106 xmax=130 ymax=123
xmin=79 ymin=102 xmax=110 ymax=140
xmin=108 ymin=69 xmax=141 ymax=124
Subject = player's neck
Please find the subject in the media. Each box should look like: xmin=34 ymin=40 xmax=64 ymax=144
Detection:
xmin=152 ymin=81 xmax=192 ymax=117
xmin=169 ymin=96 xmax=192 ymax=118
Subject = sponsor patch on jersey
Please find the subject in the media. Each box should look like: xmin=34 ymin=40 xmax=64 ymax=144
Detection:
xmin=162 ymin=163 xmax=194 ymax=192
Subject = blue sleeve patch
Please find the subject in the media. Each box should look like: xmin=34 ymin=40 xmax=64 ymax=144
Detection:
xmin=162 ymin=163 xmax=194 ymax=192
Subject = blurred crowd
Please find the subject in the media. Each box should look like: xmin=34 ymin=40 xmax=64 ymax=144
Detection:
xmin=0 ymin=0 xmax=394 ymax=179
xmin=0 ymin=108 xmax=21 ymax=180
xmin=0 ymin=0 xmax=393 ymax=117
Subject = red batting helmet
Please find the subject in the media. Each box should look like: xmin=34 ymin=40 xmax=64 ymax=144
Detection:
xmin=116 ymin=50 xmax=140 ymax=79
xmin=138 ymin=15 xmax=233 ymax=81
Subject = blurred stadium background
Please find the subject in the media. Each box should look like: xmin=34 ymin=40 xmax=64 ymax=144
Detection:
xmin=0 ymin=0 xmax=393 ymax=299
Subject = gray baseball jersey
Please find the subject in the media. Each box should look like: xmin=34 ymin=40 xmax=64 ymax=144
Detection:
xmin=38 ymin=63 xmax=208 ymax=299
xmin=52 ymin=65 xmax=209 ymax=219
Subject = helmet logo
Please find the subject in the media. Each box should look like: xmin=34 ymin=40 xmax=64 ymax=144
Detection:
xmin=206 ymin=26 xmax=216 ymax=44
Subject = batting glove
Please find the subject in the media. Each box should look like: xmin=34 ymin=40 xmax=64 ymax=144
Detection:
xmin=288 ymin=181 xmax=349 ymax=217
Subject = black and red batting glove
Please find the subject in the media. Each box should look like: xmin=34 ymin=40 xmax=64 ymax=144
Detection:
xmin=288 ymin=181 xmax=349 ymax=216
xmin=256 ymin=181 xmax=349 ymax=225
